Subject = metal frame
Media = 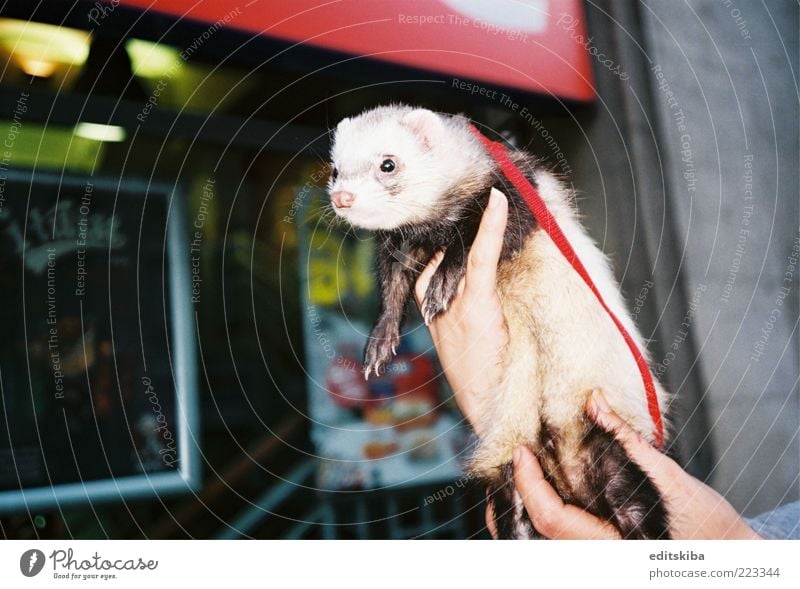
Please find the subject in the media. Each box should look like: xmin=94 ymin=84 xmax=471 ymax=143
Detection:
xmin=0 ymin=169 xmax=200 ymax=513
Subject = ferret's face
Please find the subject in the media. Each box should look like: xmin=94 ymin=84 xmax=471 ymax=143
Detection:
xmin=328 ymin=107 xmax=451 ymax=231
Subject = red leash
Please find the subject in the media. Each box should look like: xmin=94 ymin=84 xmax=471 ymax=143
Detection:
xmin=468 ymin=124 xmax=664 ymax=448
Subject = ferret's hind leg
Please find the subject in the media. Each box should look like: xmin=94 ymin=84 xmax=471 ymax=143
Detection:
xmin=582 ymin=423 xmax=670 ymax=539
xmin=485 ymin=462 xmax=539 ymax=539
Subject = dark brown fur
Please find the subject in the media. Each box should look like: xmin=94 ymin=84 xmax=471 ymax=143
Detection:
xmin=364 ymin=151 xmax=538 ymax=372
xmin=485 ymin=420 xmax=670 ymax=539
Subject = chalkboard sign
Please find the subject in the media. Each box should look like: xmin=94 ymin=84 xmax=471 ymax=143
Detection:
xmin=0 ymin=170 xmax=199 ymax=512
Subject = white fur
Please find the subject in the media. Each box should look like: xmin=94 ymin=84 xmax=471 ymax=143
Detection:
xmin=329 ymin=105 xmax=492 ymax=230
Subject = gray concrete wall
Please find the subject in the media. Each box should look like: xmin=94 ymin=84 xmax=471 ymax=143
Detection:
xmin=638 ymin=0 xmax=798 ymax=516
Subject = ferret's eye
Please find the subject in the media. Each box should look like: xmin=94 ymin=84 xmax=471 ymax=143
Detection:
xmin=330 ymin=166 xmax=338 ymax=181
xmin=379 ymin=158 xmax=396 ymax=173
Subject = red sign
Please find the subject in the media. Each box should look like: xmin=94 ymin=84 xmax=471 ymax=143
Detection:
xmin=117 ymin=0 xmax=594 ymax=101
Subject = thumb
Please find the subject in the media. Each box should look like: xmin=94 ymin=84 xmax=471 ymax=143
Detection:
xmin=464 ymin=188 xmax=508 ymax=298
xmin=586 ymin=389 xmax=682 ymax=493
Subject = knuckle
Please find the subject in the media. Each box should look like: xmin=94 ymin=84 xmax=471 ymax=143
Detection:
xmin=467 ymin=248 xmax=486 ymax=270
xmin=624 ymin=428 xmax=650 ymax=451
xmin=531 ymin=511 xmax=560 ymax=537
xmin=413 ymin=279 xmax=427 ymax=303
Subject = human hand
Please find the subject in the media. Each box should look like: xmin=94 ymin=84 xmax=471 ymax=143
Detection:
xmin=486 ymin=389 xmax=763 ymax=539
xmin=413 ymin=188 xmax=509 ymax=437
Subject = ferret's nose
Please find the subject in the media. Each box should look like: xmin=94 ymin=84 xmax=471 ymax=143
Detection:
xmin=331 ymin=190 xmax=356 ymax=208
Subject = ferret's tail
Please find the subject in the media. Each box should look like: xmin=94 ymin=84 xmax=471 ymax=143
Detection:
xmin=580 ymin=422 xmax=671 ymax=539
xmin=484 ymin=462 xmax=538 ymax=540
xmin=484 ymin=423 xmax=671 ymax=540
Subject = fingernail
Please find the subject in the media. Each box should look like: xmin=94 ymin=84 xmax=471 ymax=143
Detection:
xmin=591 ymin=389 xmax=611 ymax=415
xmin=512 ymin=446 xmax=523 ymax=467
xmin=488 ymin=188 xmax=505 ymax=210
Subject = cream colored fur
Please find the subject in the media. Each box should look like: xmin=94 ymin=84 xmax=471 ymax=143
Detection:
xmin=470 ymin=171 xmax=671 ymax=478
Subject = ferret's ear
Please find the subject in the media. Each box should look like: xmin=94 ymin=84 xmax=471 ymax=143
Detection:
xmin=336 ymin=117 xmax=351 ymax=133
xmin=401 ymin=109 xmax=443 ymax=149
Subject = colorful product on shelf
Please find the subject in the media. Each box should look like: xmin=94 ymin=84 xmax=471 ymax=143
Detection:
xmin=325 ymin=354 xmax=369 ymax=409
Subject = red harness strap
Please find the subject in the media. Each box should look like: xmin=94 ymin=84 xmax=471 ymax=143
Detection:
xmin=468 ymin=124 xmax=664 ymax=448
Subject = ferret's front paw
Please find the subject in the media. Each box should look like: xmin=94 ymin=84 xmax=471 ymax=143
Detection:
xmin=363 ymin=329 xmax=399 ymax=379
xmin=421 ymin=269 xmax=461 ymax=325
xmin=421 ymin=296 xmax=445 ymax=326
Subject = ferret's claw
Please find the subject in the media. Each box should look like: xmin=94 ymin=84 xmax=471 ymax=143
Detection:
xmin=422 ymin=306 xmax=437 ymax=327
xmin=364 ymin=331 xmax=399 ymax=379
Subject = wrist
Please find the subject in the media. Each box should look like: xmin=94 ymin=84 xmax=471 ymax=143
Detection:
xmin=729 ymin=521 xmax=763 ymax=540
xmin=451 ymin=387 xmax=484 ymax=436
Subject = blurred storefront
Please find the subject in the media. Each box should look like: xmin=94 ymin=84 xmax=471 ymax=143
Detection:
xmin=0 ymin=0 xmax=796 ymax=539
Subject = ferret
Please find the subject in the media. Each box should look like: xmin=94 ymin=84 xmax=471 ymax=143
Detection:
xmin=327 ymin=104 xmax=671 ymax=539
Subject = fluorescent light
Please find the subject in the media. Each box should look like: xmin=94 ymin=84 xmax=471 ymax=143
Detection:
xmin=0 ymin=18 xmax=90 ymax=65
xmin=18 ymin=58 xmax=56 ymax=77
xmin=126 ymin=39 xmax=182 ymax=78
xmin=73 ymin=122 xmax=127 ymax=143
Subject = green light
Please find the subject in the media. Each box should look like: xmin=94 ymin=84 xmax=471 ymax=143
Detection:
xmin=0 ymin=119 xmax=104 ymax=171
xmin=126 ymin=39 xmax=182 ymax=78
xmin=74 ymin=122 xmax=127 ymax=143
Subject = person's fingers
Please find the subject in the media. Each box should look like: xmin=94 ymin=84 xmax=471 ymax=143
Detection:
xmin=456 ymin=275 xmax=466 ymax=297
xmin=414 ymin=250 xmax=445 ymax=307
xmin=513 ymin=445 xmax=619 ymax=540
xmin=485 ymin=491 xmax=498 ymax=539
xmin=585 ymin=389 xmax=681 ymax=491
xmin=465 ymin=188 xmax=508 ymax=297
